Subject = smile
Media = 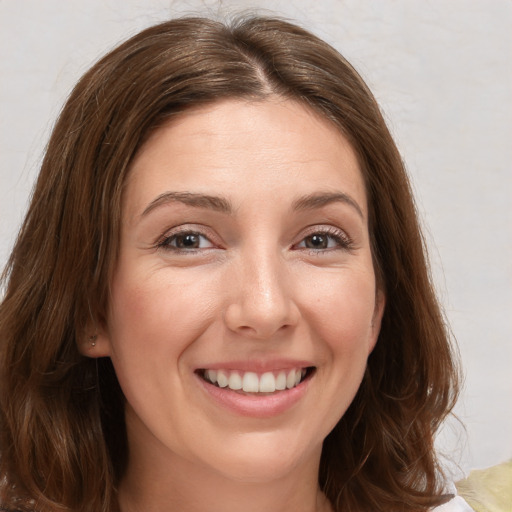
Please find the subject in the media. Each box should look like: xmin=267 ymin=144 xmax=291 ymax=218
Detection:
xmin=198 ymin=367 xmax=314 ymax=394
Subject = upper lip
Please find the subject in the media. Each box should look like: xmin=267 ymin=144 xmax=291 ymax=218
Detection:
xmin=195 ymin=359 xmax=315 ymax=373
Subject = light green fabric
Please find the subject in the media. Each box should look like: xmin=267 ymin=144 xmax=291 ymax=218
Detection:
xmin=456 ymin=460 xmax=512 ymax=512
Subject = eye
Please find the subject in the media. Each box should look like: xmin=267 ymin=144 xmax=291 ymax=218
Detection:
xmin=294 ymin=228 xmax=353 ymax=251
xmin=301 ymin=233 xmax=336 ymax=249
xmin=158 ymin=231 xmax=214 ymax=251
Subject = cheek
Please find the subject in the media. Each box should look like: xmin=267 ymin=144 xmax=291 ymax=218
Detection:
xmin=105 ymin=267 xmax=219 ymax=375
xmin=104 ymin=269 xmax=218 ymax=421
xmin=299 ymin=268 xmax=377 ymax=350
xmin=286 ymin=269 xmax=378 ymax=441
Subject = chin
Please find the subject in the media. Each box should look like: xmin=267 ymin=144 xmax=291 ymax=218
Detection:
xmin=201 ymin=431 xmax=321 ymax=484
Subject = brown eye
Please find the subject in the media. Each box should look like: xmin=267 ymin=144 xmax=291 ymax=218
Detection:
xmin=159 ymin=231 xmax=214 ymax=251
xmin=304 ymin=234 xmax=329 ymax=249
xmin=294 ymin=229 xmax=353 ymax=252
xmin=174 ymin=233 xmax=201 ymax=248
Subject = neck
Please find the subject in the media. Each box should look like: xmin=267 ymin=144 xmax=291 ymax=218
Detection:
xmin=117 ymin=421 xmax=332 ymax=512
xmin=119 ymin=464 xmax=332 ymax=512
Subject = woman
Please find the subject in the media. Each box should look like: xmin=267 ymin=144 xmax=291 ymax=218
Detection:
xmin=0 ymin=16 xmax=468 ymax=512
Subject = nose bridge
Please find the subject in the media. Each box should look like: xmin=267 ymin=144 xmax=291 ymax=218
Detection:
xmin=247 ymin=245 xmax=284 ymax=312
xmin=224 ymin=242 xmax=298 ymax=338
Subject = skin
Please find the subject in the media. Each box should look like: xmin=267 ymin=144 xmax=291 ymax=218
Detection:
xmin=86 ymin=98 xmax=384 ymax=512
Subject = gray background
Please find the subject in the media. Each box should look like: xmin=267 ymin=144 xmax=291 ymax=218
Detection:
xmin=1 ymin=0 xmax=511 ymax=477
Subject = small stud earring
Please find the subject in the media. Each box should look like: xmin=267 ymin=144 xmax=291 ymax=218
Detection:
xmin=88 ymin=334 xmax=98 ymax=347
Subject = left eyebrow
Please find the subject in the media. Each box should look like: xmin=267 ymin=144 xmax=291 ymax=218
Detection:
xmin=292 ymin=192 xmax=364 ymax=219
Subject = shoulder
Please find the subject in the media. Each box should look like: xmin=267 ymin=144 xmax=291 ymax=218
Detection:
xmin=455 ymin=460 xmax=512 ymax=512
xmin=431 ymin=495 xmax=475 ymax=511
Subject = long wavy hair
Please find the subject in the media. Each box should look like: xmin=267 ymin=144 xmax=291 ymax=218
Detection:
xmin=0 ymin=16 xmax=459 ymax=512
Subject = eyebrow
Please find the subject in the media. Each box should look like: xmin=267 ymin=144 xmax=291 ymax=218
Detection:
xmin=141 ymin=191 xmax=232 ymax=217
xmin=140 ymin=190 xmax=364 ymax=220
xmin=292 ymin=192 xmax=364 ymax=219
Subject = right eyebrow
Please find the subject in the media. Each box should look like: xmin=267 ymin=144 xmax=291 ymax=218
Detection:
xmin=140 ymin=191 xmax=233 ymax=218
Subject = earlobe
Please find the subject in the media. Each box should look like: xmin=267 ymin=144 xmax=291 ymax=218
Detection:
xmin=78 ymin=329 xmax=112 ymax=358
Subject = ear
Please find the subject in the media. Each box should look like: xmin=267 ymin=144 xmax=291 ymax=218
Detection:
xmin=368 ymin=289 xmax=385 ymax=355
xmin=78 ymin=323 xmax=113 ymax=358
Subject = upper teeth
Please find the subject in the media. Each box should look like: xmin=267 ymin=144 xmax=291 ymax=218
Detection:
xmin=204 ymin=368 xmax=307 ymax=393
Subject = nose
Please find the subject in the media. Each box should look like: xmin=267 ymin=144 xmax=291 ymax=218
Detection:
xmin=224 ymin=249 xmax=300 ymax=339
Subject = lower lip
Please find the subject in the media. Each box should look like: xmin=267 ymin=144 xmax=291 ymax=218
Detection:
xmin=196 ymin=374 xmax=311 ymax=418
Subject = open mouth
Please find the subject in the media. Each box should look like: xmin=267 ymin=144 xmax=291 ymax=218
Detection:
xmin=197 ymin=367 xmax=315 ymax=394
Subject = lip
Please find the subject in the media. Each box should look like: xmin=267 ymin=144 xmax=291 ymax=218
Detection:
xmin=195 ymin=363 xmax=314 ymax=418
xmin=194 ymin=358 xmax=314 ymax=373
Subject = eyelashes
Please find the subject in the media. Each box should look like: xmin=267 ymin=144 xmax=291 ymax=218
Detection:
xmin=293 ymin=226 xmax=353 ymax=252
xmin=155 ymin=226 xmax=217 ymax=253
xmin=158 ymin=231 xmax=214 ymax=250
xmin=155 ymin=225 xmax=354 ymax=255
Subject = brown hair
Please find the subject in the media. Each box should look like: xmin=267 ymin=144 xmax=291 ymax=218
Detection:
xmin=0 ymin=16 xmax=459 ymax=512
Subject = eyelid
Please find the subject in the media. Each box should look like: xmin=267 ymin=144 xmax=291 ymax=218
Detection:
xmin=152 ymin=223 xmax=353 ymax=254
xmin=154 ymin=224 xmax=221 ymax=252
xmin=293 ymin=225 xmax=354 ymax=251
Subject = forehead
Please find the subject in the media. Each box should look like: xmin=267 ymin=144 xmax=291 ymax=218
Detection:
xmin=125 ymin=98 xmax=367 ymax=219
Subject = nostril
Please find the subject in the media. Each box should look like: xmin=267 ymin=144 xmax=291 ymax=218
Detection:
xmin=224 ymin=296 xmax=300 ymax=339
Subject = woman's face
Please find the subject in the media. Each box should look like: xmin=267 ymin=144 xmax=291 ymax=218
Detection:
xmin=96 ymin=98 xmax=384 ymax=483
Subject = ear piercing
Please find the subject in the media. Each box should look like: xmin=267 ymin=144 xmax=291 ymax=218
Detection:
xmin=88 ymin=334 xmax=98 ymax=347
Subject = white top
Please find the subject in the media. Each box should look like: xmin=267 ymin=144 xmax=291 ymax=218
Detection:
xmin=432 ymin=495 xmax=474 ymax=511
